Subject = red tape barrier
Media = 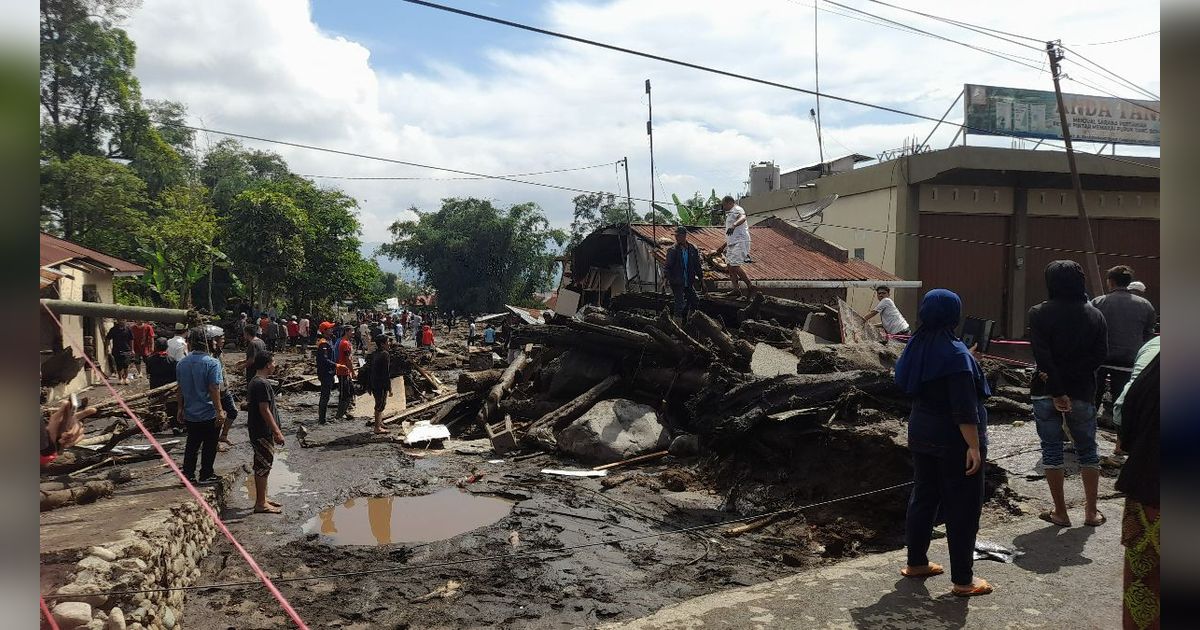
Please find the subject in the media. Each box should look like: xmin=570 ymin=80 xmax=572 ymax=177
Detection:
xmin=40 ymin=306 xmax=309 ymax=629
xmin=41 ymin=596 xmax=60 ymax=629
xmin=885 ymin=333 xmax=1036 ymax=368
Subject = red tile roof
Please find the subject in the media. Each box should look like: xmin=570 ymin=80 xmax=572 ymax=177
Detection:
xmin=40 ymin=232 xmax=145 ymax=274
xmin=629 ymin=218 xmax=900 ymax=283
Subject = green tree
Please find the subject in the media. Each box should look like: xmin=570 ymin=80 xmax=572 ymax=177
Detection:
xmin=381 ymin=198 xmax=566 ymax=314
xmin=40 ymin=0 xmax=143 ymax=160
xmin=199 ymin=139 xmax=291 ymax=216
xmin=41 ymin=154 xmax=148 ymax=259
xmin=223 ymin=189 xmax=306 ymax=307
xmin=116 ymin=101 xmax=193 ymax=199
xmin=135 ymin=184 xmax=221 ymax=308
xmin=567 ymin=192 xmax=633 ymax=249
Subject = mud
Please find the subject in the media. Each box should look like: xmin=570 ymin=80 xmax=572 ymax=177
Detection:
xmin=178 ymin=345 xmax=1048 ymax=629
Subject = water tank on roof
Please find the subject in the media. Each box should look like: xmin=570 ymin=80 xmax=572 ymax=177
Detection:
xmin=748 ymin=161 xmax=781 ymax=197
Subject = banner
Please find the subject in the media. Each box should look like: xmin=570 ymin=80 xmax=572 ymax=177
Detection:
xmin=964 ymin=84 xmax=1159 ymax=146
xmin=385 ymin=297 xmax=399 ymax=310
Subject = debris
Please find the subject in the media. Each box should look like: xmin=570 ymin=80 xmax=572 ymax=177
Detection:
xmin=412 ymin=579 xmax=463 ymax=603
xmin=722 ymin=514 xmax=783 ymax=537
xmin=591 ymin=449 xmax=670 ymax=471
xmin=836 ymin=297 xmax=883 ymax=344
xmin=973 ymin=539 xmax=1025 ymax=563
xmin=404 ymin=420 xmax=452 ymax=446
xmin=668 ymin=434 xmax=702 ymax=458
xmin=507 ymin=530 xmax=520 ymax=547
xmin=40 ymin=480 xmax=115 ymax=512
xmin=382 ymin=392 xmax=462 ymax=425
xmin=750 ymin=342 xmax=799 ymax=377
xmin=557 ymin=399 xmax=670 ymax=465
xmin=541 ymin=468 xmax=608 ymax=478
xmin=457 ymin=369 xmax=504 ymax=393
xmin=524 ymin=374 xmax=621 ymax=452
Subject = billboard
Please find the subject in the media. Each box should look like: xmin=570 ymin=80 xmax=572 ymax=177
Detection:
xmin=964 ymin=84 xmax=1159 ymax=146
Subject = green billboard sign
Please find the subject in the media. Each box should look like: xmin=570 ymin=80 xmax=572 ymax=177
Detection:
xmin=964 ymin=83 xmax=1159 ymax=147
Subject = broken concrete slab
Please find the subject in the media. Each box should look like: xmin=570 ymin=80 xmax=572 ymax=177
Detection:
xmin=557 ymin=399 xmax=671 ymax=464
xmin=750 ymin=342 xmax=798 ymax=378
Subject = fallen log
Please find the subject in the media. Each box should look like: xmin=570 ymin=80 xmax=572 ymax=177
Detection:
xmin=513 ymin=325 xmax=653 ymax=358
xmin=656 ymin=311 xmax=717 ymax=364
xmin=591 ymin=449 xmax=668 ymax=471
xmin=383 ymin=392 xmax=462 ymax=425
xmin=88 ymin=382 xmax=178 ymax=418
xmin=687 ymin=311 xmax=753 ymax=371
xmin=522 ymin=375 xmax=622 ymax=452
xmin=457 ymin=369 xmax=504 ymax=394
xmin=40 ymin=480 xmax=115 ymax=512
xmin=722 ymin=513 xmax=783 ymax=537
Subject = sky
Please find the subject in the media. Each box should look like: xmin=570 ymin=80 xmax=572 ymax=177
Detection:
xmin=119 ymin=0 xmax=1160 ymax=242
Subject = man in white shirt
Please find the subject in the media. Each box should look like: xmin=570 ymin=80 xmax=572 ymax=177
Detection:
xmin=719 ymin=195 xmax=756 ymax=297
xmin=863 ymin=286 xmax=910 ymax=336
xmin=166 ymin=323 xmax=189 ymax=361
xmin=298 ymin=315 xmax=310 ymax=344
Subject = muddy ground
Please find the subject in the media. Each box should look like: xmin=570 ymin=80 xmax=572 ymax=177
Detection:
xmin=176 ymin=337 xmax=1119 ymax=629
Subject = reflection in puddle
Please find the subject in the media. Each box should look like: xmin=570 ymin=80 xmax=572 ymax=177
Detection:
xmin=243 ymin=450 xmax=304 ymax=498
xmin=302 ymin=489 xmax=513 ymax=546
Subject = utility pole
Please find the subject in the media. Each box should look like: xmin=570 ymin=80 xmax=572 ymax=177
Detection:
xmin=646 ymin=79 xmax=657 ymax=291
xmin=621 ymin=156 xmax=633 ymax=285
xmin=1046 ymin=40 xmax=1105 ymax=296
xmin=813 ymin=0 xmax=825 ymax=174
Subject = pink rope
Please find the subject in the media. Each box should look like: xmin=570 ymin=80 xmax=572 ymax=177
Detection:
xmin=40 ymin=596 xmax=60 ymax=629
xmin=886 ymin=333 xmax=1036 ymax=367
xmin=41 ymin=306 xmax=309 ymax=629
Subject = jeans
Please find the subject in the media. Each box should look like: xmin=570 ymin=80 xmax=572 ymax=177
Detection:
xmin=318 ymin=377 xmax=333 ymax=423
xmin=1095 ymin=365 xmax=1132 ymax=412
xmin=336 ymin=374 xmax=353 ymax=418
xmin=905 ymin=449 xmax=985 ymax=586
xmin=671 ymin=283 xmax=700 ymax=319
xmin=182 ymin=418 xmax=219 ymax=481
xmin=1033 ymin=398 xmax=1099 ymax=468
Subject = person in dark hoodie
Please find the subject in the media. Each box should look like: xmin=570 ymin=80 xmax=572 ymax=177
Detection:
xmin=314 ymin=322 xmax=337 ymax=424
xmin=895 ymin=289 xmax=993 ymax=597
xmin=1027 ymin=260 xmax=1108 ymax=527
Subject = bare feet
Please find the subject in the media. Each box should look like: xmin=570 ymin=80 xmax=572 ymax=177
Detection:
xmin=253 ymin=504 xmax=282 ymax=514
xmin=373 ymin=427 xmax=390 ymax=435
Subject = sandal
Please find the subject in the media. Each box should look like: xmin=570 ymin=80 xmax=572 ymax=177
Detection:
xmin=900 ymin=562 xmax=944 ymax=578
xmin=253 ymin=505 xmax=282 ymax=514
xmin=1039 ymin=511 xmax=1071 ymax=527
xmin=1085 ymin=511 xmax=1106 ymax=527
xmin=952 ymin=579 xmax=993 ymax=597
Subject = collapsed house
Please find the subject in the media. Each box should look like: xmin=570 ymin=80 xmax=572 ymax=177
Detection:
xmin=558 ymin=218 xmax=920 ymax=315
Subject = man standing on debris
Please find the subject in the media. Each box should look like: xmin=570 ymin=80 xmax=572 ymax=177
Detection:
xmin=287 ymin=317 xmax=300 ymax=352
xmin=1090 ymin=265 xmax=1156 ymax=418
xmin=298 ymin=314 xmax=310 ymax=346
xmin=369 ymin=334 xmax=393 ymax=435
xmin=421 ymin=322 xmax=435 ymax=351
xmin=335 ymin=326 xmax=357 ymax=419
xmin=263 ymin=317 xmax=279 ymax=351
xmin=664 ymin=225 xmax=705 ymax=319
xmin=357 ymin=319 xmax=370 ymax=352
xmin=468 ymin=319 xmax=477 ymax=347
xmin=105 ymin=319 xmax=134 ymax=383
xmin=166 ymin=322 xmax=188 ymax=362
xmin=238 ymin=325 xmax=268 ymax=389
xmin=484 ymin=323 xmax=496 ymax=345
xmin=246 ymin=351 xmax=286 ymax=514
xmin=1028 ymin=260 xmax=1108 ymax=528
xmin=315 ymin=322 xmax=336 ymax=424
xmin=145 ymin=337 xmax=181 ymax=433
xmin=175 ymin=328 xmax=226 ymax=485
xmin=863 ymin=286 xmax=910 ymax=337
xmin=720 ymin=195 xmax=755 ymax=297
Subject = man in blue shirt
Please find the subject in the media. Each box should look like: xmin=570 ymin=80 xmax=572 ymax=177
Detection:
xmin=663 ymin=226 xmax=705 ymax=319
xmin=483 ymin=324 xmax=496 ymax=345
xmin=175 ymin=327 xmax=226 ymax=485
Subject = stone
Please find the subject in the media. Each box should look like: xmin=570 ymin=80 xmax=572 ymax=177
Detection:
xmin=88 ymin=546 xmax=118 ymax=562
xmin=668 ymin=434 xmax=701 ymax=458
xmin=110 ymin=538 xmax=153 ymax=560
xmin=160 ymin=607 xmax=176 ymax=630
xmin=128 ymin=624 xmax=144 ymax=630
xmin=750 ymin=342 xmax=798 ymax=377
xmin=77 ymin=555 xmax=114 ymax=574
xmin=87 ymin=620 xmax=106 ymax=630
xmin=557 ymin=398 xmax=670 ymax=464
xmin=131 ymin=607 xmax=147 ymax=623
xmin=107 ymin=608 xmax=127 ymax=630
xmin=57 ymin=582 xmax=110 ymax=608
xmin=51 ymin=601 xmax=92 ymax=629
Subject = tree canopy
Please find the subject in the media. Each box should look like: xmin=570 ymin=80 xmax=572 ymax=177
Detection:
xmin=381 ymin=198 xmax=565 ymax=314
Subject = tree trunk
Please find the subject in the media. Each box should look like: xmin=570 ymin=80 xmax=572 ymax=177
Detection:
xmin=687 ymin=310 xmax=753 ymax=371
xmin=40 ymin=480 xmax=115 ymax=512
xmin=523 ymin=374 xmax=621 ymax=445
xmin=457 ymin=369 xmax=505 ymax=393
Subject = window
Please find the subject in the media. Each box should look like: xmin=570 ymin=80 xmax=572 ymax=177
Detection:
xmin=853 ymin=248 xmax=865 ymax=260
xmin=972 ymin=189 xmax=979 ymax=202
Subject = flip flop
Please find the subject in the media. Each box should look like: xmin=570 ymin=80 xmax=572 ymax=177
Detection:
xmin=373 ymin=428 xmax=390 ymax=435
xmin=267 ymin=499 xmax=282 ymax=508
xmin=900 ymin=563 xmax=944 ymax=578
xmin=1039 ymin=511 xmax=1071 ymax=527
xmin=952 ymin=579 xmax=993 ymax=597
xmin=1085 ymin=512 xmax=1107 ymax=527
xmin=253 ymin=505 xmax=282 ymax=514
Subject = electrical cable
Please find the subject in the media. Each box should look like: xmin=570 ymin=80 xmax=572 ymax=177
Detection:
xmin=396 ymin=0 xmax=1158 ymax=172
xmin=861 ymin=0 xmax=1045 ymax=45
xmin=1077 ymin=30 xmax=1159 ymax=46
xmin=1061 ymin=73 xmax=1159 ymax=116
xmin=40 ymin=481 xmax=916 ymax=598
xmin=299 ymin=161 xmax=617 ymax=181
xmin=1060 ymin=44 xmax=1160 ymax=100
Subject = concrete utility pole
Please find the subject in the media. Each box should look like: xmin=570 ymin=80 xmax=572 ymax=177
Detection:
xmin=1046 ymin=40 xmax=1105 ymax=296
xmin=646 ymin=78 xmax=657 ymax=291
xmin=41 ymin=299 xmax=196 ymax=323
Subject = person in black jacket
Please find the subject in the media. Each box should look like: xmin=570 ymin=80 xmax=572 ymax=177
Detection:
xmin=662 ymin=226 xmax=705 ymax=319
xmin=369 ymin=334 xmax=393 ymax=435
xmin=314 ymin=323 xmax=337 ymax=424
xmin=1027 ymin=260 xmax=1108 ymax=527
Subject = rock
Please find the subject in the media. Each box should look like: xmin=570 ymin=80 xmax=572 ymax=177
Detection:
xmin=89 ymin=546 xmax=118 ymax=562
xmin=668 ymin=434 xmax=701 ymax=458
xmin=750 ymin=342 xmax=798 ymax=377
xmin=57 ymin=582 xmax=110 ymax=608
xmin=557 ymin=399 xmax=670 ymax=464
xmin=86 ymin=620 xmax=105 ymax=630
xmin=110 ymin=538 xmax=152 ymax=560
xmin=160 ymin=606 xmax=176 ymax=630
xmin=77 ymin=555 xmax=113 ymax=574
xmin=107 ymin=608 xmax=127 ymax=630
xmin=52 ymin=601 xmax=92 ymax=629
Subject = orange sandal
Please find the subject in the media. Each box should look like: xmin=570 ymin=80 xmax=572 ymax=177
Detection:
xmin=900 ymin=563 xmax=944 ymax=578
xmin=952 ymin=579 xmax=994 ymax=597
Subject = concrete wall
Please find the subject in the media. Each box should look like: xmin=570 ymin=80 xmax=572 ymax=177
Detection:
xmin=45 ymin=264 xmax=115 ymax=398
xmin=919 ymin=184 xmax=1160 ymax=219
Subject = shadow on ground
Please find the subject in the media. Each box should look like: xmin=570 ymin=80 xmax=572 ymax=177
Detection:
xmin=849 ymin=577 xmax=970 ymax=630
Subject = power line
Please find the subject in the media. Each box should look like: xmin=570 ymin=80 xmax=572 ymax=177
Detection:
xmin=861 ymin=0 xmax=1044 ymax=45
xmin=39 ymin=481 xmax=916 ymax=598
xmin=1062 ymin=72 xmax=1160 ymax=116
xmin=1061 ymin=44 xmax=1160 ymax=100
xmin=1077 ymin=30 xmax=1159 ymax=46
xmin=397 ymin=0 xmax=1157 ymax=172
xmin=299 ymin=161 xmax=617 ymax=181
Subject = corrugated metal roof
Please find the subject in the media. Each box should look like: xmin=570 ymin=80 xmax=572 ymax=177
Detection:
xmin=40 ymin=232 xmax=146 ymax=274
xmin=629 ymin=222 xmax=900 ymax=283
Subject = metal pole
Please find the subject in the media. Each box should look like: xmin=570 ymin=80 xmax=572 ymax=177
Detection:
xmin=921 ymin=89 xmax=964 ymax=152
xmin=647 ymin=78 xmax=657 ymax=292
xmin=813 ymin=1 xmax=825 ymax=172
xmin=1046 ymin=40 xmax=1105 ymax=296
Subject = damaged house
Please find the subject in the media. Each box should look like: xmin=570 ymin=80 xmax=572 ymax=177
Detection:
xmin=40 ymin=232 xmax=146 ymax=397
xmin=559 ymin=217 xmax=919 ymax=315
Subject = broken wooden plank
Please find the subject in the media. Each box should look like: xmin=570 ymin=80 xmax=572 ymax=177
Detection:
xmin=382 ymin=392 xmax=462 ymax=425
xmin=837 ymin=297 xmax=883 ymax=344
xmin=591 ymin=449 xmax=669 ymax=471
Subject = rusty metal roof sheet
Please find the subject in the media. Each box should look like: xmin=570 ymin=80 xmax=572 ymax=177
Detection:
xmin=629 ymin=222 xmax=901 ymax=283
xmin=40 ymin=232 xmax=145 ymax=274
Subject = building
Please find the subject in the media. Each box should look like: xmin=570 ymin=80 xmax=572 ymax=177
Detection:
xmin=560 ymin=219 xmax=916 ymax=315
xmin=740 ymin=146 xmax=1159 ymax=337
xmin=40 ymin=232 xmax=146 ymax=396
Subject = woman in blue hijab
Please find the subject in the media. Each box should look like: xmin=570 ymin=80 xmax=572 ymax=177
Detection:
xmin=894 ymin=289 xmax=993 ymax=597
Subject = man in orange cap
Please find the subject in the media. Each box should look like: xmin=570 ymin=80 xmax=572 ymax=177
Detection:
xmin=314 ymin=321 xmax=337 ymax=424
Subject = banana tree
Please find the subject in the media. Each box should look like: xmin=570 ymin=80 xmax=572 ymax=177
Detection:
xmin=653 ymin=189 xmax=721 ymax=226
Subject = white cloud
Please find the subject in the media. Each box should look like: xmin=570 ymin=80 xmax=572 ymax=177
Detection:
xmin=125 ymin=0 xmax=1160 ymax=238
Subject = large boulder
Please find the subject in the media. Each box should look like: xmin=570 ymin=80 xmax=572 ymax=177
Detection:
xmin=546 ymin=351 xmax=616 ymax=400
xmin=558 ymin=399 xmax=670 ymax=464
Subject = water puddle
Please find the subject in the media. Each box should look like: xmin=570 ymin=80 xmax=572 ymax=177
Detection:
xmin=301 ymin=489 xmax=513 ymax=546
xmin=243 ymin=450 xmax=305 ymax=499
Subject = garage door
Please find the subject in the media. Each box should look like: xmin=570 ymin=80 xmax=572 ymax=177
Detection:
xmin=918 ymin=213 xmax=1011 ymax=331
